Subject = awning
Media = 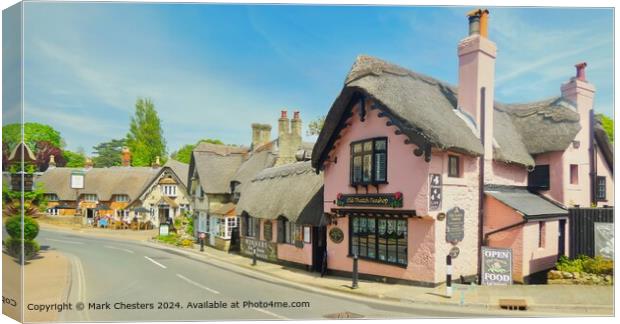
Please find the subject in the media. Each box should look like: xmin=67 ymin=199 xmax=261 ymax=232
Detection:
xmin=54 ymin=205 xmax=74 ymax=209
xmin=485 ymin=186 xmax=568 ymax=220
xmin=133 ymin=207 xmax=150 ymax=213
xmin=94 ymin=204 xmax=110 ymax=211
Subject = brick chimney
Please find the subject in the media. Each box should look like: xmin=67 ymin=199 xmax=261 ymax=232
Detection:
xmin=251 ymin=123 xmax=272 ymax=150
xmin=152 ymin=156 xmax=161 ymax=168
xmin=121 ymin=146 xmax=131 ymax=167
xmin=457 ymin=8 xmax=496 ymax=160
xmin=275 ymin=110 xmax=302 ymax=166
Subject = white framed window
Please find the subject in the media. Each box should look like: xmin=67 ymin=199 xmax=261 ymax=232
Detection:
xmin=114 ymin=195 xmax=129 ymax=202
xmin=162 ymin=185 xmax=177 ymax=197
xmin=47 ymin=208 xmax=59 ymax=216
xmin=116 ymin=209 xmax=130 ymax=219
xmin=82 ymin=194 xmax=97 ymax=202
xmin=303 ymin=226 xmax=311 ymax=244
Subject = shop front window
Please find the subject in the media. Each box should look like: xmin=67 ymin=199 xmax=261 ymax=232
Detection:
xmin=351 ymin=216 xmax=407 ymax=266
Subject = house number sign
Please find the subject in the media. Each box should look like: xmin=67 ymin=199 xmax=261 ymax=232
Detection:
xmin=429 ymin=174 xmax=442 ymax=211
xmin=446 ymin=207 xmax=465 ymax=243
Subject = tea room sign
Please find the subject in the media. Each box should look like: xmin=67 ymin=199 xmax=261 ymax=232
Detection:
xmin=336 ymin=193 xmax=403 ymax=208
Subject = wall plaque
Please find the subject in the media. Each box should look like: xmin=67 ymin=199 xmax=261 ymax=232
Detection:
xmin=449 ymin=246 xmax=460 ymax=259
xmin=481 ymin=247 xmax=513 ymax=285
xmin=329 ymin=227 xmax=344 ymax=244
xmin=429 ymin=174 xmax=442 ymax=211
xmin=446 ymin=207 xmax=465 ymax=243
xmin=336 ymin=192 xmax=403 ymax=208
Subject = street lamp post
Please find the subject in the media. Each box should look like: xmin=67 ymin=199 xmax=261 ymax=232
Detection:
xmin=351 ymin=254 xmax=359 ymax=289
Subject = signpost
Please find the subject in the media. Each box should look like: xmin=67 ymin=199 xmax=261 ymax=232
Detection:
xmin=446 ymin=207 xmax=465 ymax=243
xmin=429 ymin=174 xmax=442 ymax=211
xmin=159 ymin=224 xmax=170 ymax=237
xmin=481 ymin=247 xmax=513 ymax=285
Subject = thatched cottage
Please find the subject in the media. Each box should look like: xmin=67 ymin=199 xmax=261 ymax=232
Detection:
xmin=311 ymin=9 xmax=613 ymax=286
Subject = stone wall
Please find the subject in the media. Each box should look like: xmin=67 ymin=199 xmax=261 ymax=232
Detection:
xmin=547 ymin=270 xmax=613 ymax=285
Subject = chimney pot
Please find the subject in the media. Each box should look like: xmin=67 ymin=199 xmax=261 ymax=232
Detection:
xmin=575 ymin=62 xmax=587 ymax=81
xmin=467 ymin=9 xmax=489 ymax=38
xmin=281 ymin=110 xmax=288 ymax=118
xmin=293 ymin=111 xmax=300 ymax=120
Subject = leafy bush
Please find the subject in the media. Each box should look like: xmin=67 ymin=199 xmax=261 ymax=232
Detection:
xmin=3 ymin=238 xmax=40 ymax=260
xmin=556 ymin=255 xmax=613 ymax=275
xmin=5 ymin=216 xmax=40 ymax=240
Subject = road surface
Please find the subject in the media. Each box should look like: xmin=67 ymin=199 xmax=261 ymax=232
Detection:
xmin=33 ymin=229 xmax=494 ymax=321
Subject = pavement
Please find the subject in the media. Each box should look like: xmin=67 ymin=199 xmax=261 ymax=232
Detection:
xmin=2 ymin=248 xmax=71 ymax=323
xmin=33 ymin=223 xmax=614 ymax=319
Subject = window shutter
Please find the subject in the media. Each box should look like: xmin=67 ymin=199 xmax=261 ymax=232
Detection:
xmin=277 ymin=219 xmax=285 ymax=243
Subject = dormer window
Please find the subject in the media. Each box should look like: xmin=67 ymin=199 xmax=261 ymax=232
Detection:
xmin=114 ymin=195 xmax=129 ymax=202
xmin=162 ymin=185 xmax=177 ymax=197
xmin=82 ymin=194 xmax=97 ymax=202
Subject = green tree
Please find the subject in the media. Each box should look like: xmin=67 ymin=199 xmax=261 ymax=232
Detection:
xmin=2 ymin=122 xmax=64 ymax=152
xmin=126 ymin=98 xmax=167 ymax=166
xmin=596 ymin=114 xmax=613 ymax=142
xmin=92 ymin=139 xmax=126 ymax=167
xmin=63 ymin=150 xmax=86 ymax=168
xmin=171 ymin=138 xmax=224 ymax=164
xmin=306 ymin=115 xmax=325 ymax=136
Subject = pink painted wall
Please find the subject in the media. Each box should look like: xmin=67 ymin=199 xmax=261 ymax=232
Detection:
xmin=322 ymin=101 xmax=431 ymax=218
xmin=595 ymin=148 xmax=614 ymax=207
xmin=483 ymin=196 xmax=525 ymax=282
xmin=429 ymin=150 xmax=480 ymax=283
xmin=260 ymin=219 xmax=313 ymax=266
xmin=535 ymin=151 xmax=565 ymax=205
xmin=488 ymin=161 xmax=528 ymax=186
xmin=521 ymin=220 xmax=560 ymax=277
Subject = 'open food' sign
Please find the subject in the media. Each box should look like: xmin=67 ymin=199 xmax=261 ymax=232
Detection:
xmin=481 ymin=247 xmax=512 ymax=285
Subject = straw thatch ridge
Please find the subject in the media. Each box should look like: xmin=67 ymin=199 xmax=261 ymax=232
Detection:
xmin=36 ymin=167 xmax=160 ymax=201
xmin=312 ymin=55 xmax=585 ymax=170
xmin=236 ymin=161 xmax=324 ymax=225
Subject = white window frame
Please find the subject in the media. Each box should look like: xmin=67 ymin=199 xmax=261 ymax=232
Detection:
xmin=114 ymin=195 xmax=129 ymax=202
xmin=83 ymin=194 xmax=97 ymax=202
xmin=162 ymin=185 xmax=177 ymax=197
xmin=47 ymin=208 xmax=59 ymax=216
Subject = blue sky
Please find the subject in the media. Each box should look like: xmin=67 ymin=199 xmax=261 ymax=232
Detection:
xmin=7 ymin=3 xmax=615 ymax=154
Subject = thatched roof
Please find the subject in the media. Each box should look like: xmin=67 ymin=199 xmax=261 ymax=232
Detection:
xmin=36 ymin=167 xmax=160 ymax=201
xmin=189 ymin=143 xmax=248 ymax=194
xmin=594 ymin=116 xmax=614 ymax=174
xmin=164 ymin=159 xmax=190 ymax=187
xmin=312 ymin=55 xmax=584 ymax=169
xmin=231 ymin=149 xmax=277 ymax=194
xmin=236 ymin=161 xmax=324 ymax=225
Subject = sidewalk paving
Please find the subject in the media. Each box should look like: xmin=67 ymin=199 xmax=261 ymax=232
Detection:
xmin=147 ymin=240 xmax=613 ymax=316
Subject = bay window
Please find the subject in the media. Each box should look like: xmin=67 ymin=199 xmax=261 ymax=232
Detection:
xmin=350 ymin=216 xmax=407 ymax=266
xmin=350 ymin=137 xmax=388 ymax=185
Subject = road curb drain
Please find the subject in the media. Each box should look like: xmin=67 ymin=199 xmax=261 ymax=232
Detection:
xmin=323 ymin=311 xmax=365 ymax=319
xmin=498 ymin=299 xmax=527 ymax=311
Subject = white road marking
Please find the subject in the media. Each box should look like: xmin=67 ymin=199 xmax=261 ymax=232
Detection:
xmin=251 ymin=307 xmax=289 ymax=320
xmin=68 ymin=254 xmax=90 ymax=322
xmin=45 ymin=238 xmax=84 ymax=245
xmin=176 ymin=274 xmax=220 ymax=294
xmin=144 ymin=256 xmax=167 ymax=269
xmin=104 ymin=245 xmax=134 ymax=254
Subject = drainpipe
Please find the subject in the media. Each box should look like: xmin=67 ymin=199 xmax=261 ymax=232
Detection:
xmin=477 ymin=87 xmax=486 ymax=283
xmin=589 ymin=110 xmax=596 ymax=206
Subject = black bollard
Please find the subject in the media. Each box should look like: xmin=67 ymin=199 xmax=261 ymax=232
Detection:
xmin=352 ymin=254 xmax=359 ymax=289
xmin=200 ymin=237 xmax=204 ymax=252
xmin=252 ymin=247 xmax=257 ymax=266
xmin=446 ymin=255 xmax=452 ymax=297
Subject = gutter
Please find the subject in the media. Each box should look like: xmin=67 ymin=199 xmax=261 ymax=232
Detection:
xmin=476 ymin=87 xmax=486 ymax=283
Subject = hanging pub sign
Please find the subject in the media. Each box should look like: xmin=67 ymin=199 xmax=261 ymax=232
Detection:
xmin=429 ymin=173 xmax=442 ymax=211
xmin=336 ymin=192 xmax=403 ymax=208
xmin=481 ymin=247 xmax=513 ymax=285
xmin=329 ymin=227 xmax=344 ymax=244
xmin=446 ymin=206 xmax=465 ymax=243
